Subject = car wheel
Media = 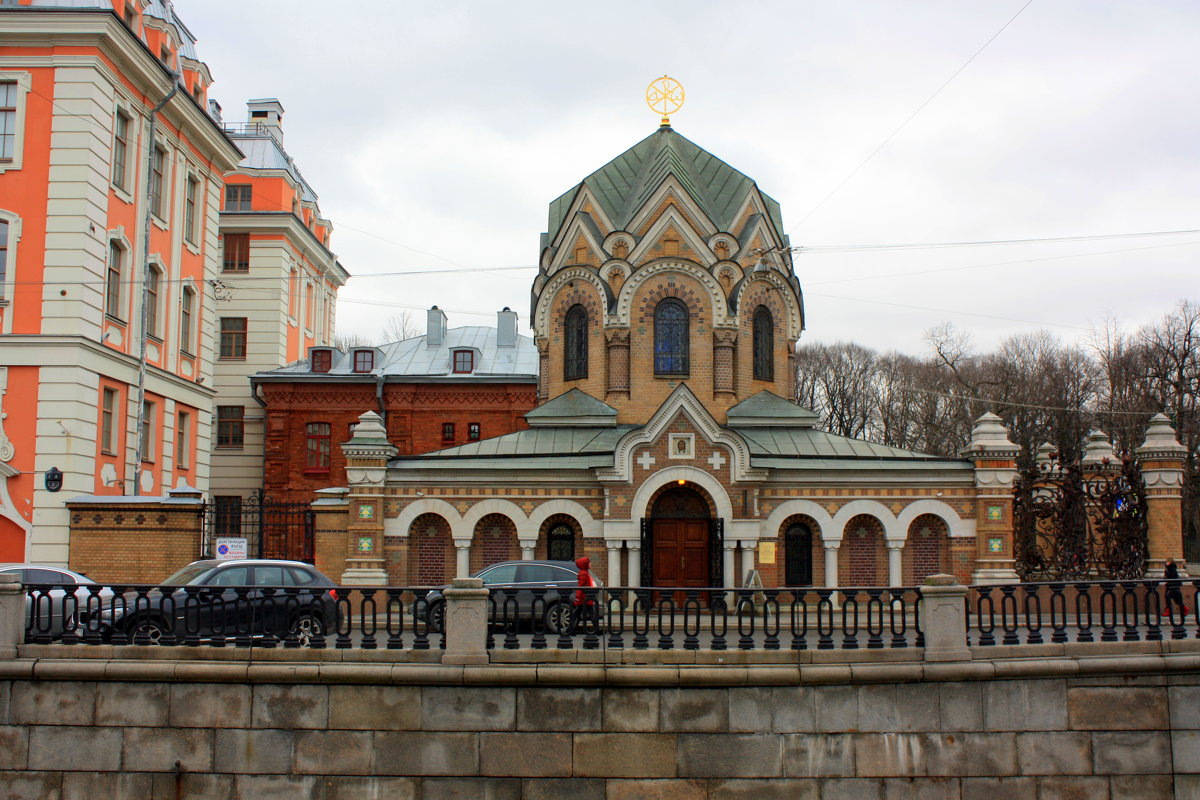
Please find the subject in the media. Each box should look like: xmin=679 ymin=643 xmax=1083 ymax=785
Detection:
xmin=128 ymin=616 xmax=169 ymax=645
xmin=426 ymin=601 xmax=446 ymax=634
xmin=288 ymin=613 xmax=325 ymax=646
xmin=544 ymin=602 xmax=576 ymax=635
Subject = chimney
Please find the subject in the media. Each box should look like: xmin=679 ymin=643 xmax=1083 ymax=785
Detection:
xmin=426 ymin=305 xmax=447 ymax=346
xmin=497 ymin=307 xmax=518 ymax=348
xmin=246 ymin=98 xmax=284 ymax=141
xmin=208 ymin=99 xmax=223 ymax=123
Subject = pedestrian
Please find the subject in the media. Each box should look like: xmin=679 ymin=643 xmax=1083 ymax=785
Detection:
xmin=1162 ymin=558 xmax=1190 ymax=617
xmin=573 ymin=556 xmax=597 ymax=631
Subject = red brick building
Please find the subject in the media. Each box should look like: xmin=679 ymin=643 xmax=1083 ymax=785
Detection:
xmin=253 ymin=307 xmax=536 ymax=503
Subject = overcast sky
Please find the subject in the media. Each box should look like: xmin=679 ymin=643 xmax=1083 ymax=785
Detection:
xmin=184 ymin=1 xmax=1200 ymax=357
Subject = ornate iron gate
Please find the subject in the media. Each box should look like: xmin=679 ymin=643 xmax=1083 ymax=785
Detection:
xmin=1012 ymin=457 xmax=1148 ymax=581
xmin=203 ymin=491 xmax=315 ymax=563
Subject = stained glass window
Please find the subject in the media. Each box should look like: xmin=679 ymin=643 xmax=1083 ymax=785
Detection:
xmin=654 ymin=298 xmax=689 ymax=375
xmin=753 ymin=305 xmax=774 ymax=381
xmin=564 ymin=304 xmax=587 ymax=380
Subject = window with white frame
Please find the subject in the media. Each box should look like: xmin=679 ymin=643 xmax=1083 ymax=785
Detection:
xmin=184 ymin=175 xmax=199 ymax=243
xmin=100 ymin=388 xmax=117 ymax=455
xmin=150 ymin=146 xmax=166 ymax=219
xmin=112 ymin=110 xmax=131 ymax=191
xmin=105 ymin=241 xmax=124 ymax=320
xmin=179 ymin=285 xmax=195 ymax=355
xmin=0 ymin=218 xmax=8 ymax=296
xmin=140 ymin=400 xmax=155 ymax=462
xmin=177 ymin=410 xmax=191 ymax=469
xmin=0 ymin=81 xmax=16 ymax=162
xmin=146 ymin=263 xmax=161 ymax=339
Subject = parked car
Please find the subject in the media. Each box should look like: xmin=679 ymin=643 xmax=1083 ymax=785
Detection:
xmin=0 ymin=563 xmax=112 ymax=641
xmin=424 ymin=560 xmax=602 ymax=634
xmin=89 ymin=559 xmax=339 ymax=646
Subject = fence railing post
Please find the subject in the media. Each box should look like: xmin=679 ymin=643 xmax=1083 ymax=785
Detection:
xmin=0 ymin=575 xmax=23 ymax=658
xmin=920 ymin=574 xmax=971 ymax=662
xmin=441 ymin=578 xmax=489 ymax=665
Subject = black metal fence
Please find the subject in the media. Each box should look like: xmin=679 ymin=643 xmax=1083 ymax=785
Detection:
xmin=967 ymin=579 xmax=1197 ymax=645
xmin=201 ymin=492 xmax=314 ymax=562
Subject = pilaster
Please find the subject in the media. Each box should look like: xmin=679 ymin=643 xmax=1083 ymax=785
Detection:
xmin=1137 ymin=413 xmax=1187 ymax=576
xmin=712 ymin=328 xmax=737 ymax=399
xmin=339 ymin=411 xmax=396 ymax=585
xmin=964 ymin=412 xmax=1020 ymax=584
xmin=605 ymin=328 xmax=630 ymax=403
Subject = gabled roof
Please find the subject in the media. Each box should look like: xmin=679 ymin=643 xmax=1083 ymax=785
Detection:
xmin=546 ymin=126 xmax=786 ymax=245
xmin=526 ymin=389 xmax=617 ymax=426
xmin=387 ymin=426 xmax=635 ymax=471
xmin=727 ymin=391 xmax=820 ymax=428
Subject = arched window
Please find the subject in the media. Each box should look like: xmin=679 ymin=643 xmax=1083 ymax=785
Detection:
xmin=753 ymin=305 xmax=774 ymax=381
xmin=654 ymin=298 xmax=689 ymax=375
xmin=563 ymin=304 xmax=588 ymax=380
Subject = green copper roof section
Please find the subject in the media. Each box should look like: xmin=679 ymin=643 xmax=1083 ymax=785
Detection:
xmin=388 ymin=426 xmax=636 ymax=468
xmin=727 ymin=391 xmax=820 ymax=427
xmin=732 ymin=427 xmax=962 ymax=462
xmin=546 ymin=127 xmax=786 ymax=245
xmin=525 ymin=389 xmax=618 ymax=421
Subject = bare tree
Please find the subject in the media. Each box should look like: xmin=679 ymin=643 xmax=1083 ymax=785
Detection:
xmin=331 ymin=312 xmax=416 ymax=350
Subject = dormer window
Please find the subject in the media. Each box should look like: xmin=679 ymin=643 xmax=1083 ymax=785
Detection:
xmin=353 ymin=349 xmax=374 ymax=373
xmin=453 ymin=350 xmax=474 ymax=373
xmin=311 ymin=349 xmax=331 ymax=373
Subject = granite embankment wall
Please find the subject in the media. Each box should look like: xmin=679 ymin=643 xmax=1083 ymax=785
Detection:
xmin=1 ymin=650 xmax=1199 ymax=799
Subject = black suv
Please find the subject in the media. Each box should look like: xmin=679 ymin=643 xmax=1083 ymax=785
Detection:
xmin=424 ymin=560 xmax=601 ymax=634
xmin=93 ymin=559 xmax=339 ymax=645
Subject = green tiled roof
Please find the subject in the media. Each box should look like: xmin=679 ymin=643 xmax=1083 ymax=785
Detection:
xmin=547 ymin=127 xmax=786 ymax=244
xmin=388 ymin=426 xmax=636 ymax=470
xmin=525 ymin=389 xmax=617 ymax=422
xmin=727 ymin=391 xmax=820 ymax=427
xmin=733 ymin=427 xmax=961 ymax=462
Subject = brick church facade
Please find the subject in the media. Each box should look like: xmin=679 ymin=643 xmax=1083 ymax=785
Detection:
xmin=319 ymin=123 xmax=1188 ymax=590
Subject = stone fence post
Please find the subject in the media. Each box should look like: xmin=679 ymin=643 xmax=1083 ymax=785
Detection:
xmin=441 ymin=578 xmax=489 ymax=665
xmin=0 ymin=575 xmax=23 ymax=659
xmin=920 ymin=574 xmax=971 ymax=662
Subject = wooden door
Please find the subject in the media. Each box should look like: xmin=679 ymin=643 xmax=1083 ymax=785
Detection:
xmin=653 ymin=519 xmax=710 ymax=593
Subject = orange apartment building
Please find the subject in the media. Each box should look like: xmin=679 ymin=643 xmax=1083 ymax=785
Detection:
xmin=0 ymin=0 xmax=244 ymax=563
xmin=210 ymin=98 xmax=348 ymax=513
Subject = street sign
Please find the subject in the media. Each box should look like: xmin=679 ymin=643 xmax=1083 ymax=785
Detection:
xmin=215 ymin=537 xmax=248 ymax=561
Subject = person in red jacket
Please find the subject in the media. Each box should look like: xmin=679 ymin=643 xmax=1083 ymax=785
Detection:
xmin=574 ymin=556 xmax=595 ymax=606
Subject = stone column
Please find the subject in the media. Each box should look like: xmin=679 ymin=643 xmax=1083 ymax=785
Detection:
xmin=964 ymin=412 xmax=1020 ymax=584
xmin=787 ymin=339 xmax=799 ymax=400
xmin=311 ymin=487 xmax=350 ymax=582
xmin=723 ymin=539 xmax=738 ymax=591
xmin=606 ymin=540 xmax=622 ymax=586
xmin=605 ymin=328 xmax=630 ymax=403
xmin=886 ymin=540 xmax=904 ymax=587
xmin=740 ymin=541 xmax=756 ymax=586
xmin=339 ymin=411 xmax=397 ymax=585
xmin=441 ymin=577 xmax=489 ymax=666
xmin=0 ymin=575 xmax=23 ymax=658
xmin=627 ymin=543 xmax=641 ymax=588
xmin=535 ymin=336 xmax=549 ymax=403
xmin=919 ymin=575 xmax=971 ymax=662
xmin=824 ymin=543 xmax=840 ymax=589
xmin=1137 ymin=413 xmax=1187 ymax=576
xmin=519 ymin=540 xmax=536 ymax=561
xmin=712 ymin=329 xmax=738 ymax=400
xmin=454 ymin=539 xmax=472 ymax=578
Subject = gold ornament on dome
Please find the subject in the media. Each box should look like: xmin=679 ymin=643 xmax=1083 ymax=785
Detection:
xmin=646 ymin=75 xmax=685 ymax=127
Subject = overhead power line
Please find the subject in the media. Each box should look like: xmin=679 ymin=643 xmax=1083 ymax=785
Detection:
xmin=796 ymin=228 xmax=1200 ymax=254
xmin=789 ymin=0 xmax=1036 ymax=234
xmin=896 ymin=385 xmax=1157 ymax=416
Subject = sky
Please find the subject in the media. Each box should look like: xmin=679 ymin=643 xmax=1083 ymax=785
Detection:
xmin=183 ymin=0 xmax=1200 ymax=357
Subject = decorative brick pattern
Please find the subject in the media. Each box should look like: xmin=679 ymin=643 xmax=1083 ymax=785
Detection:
xmin=407 ymin=514 xmax=452 ymax=585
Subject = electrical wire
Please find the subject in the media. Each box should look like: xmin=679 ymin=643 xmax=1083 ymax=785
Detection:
xmin=788 ymin=0 xmax=1036 ymax=234
xmin=795 ymin=228 xmax=1200 ymax=254
xmin=894 ymin=384 xmax=1157 ymax=416
xmin=806 ymin=291 xmax=1089 ymax=331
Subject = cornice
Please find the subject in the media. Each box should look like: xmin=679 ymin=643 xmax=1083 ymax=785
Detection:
xmin=0 ymin=336 xmax=213 ymax=397
xmin=218 ymin=212 xmax=343 ymax=284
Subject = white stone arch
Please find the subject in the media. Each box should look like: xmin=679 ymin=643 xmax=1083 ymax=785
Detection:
xmin=629 ymin=466 xmax=734 ymax=523
xmin=763 ymin=500 xmax=836 ymax=544
xmin=524 ymin=499 xmax=601 ymax=540
xmin=612 ymin=259 xmax=733 ymax=328
xmin=385 ymin=498 xmax=462 ymax=539
xmin=895 ymin=499 xmax=974 ymax=539
xmin=831 ymin=499 xmax=901 ymax=542
xmin=532 ymin=265 xmax=609 ymax=337
xmin=460 ymin=499 xmax=530 ymax=541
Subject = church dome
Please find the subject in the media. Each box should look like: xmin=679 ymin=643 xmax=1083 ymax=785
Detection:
xmin=531 ymin=126 xmax=805 ymax=426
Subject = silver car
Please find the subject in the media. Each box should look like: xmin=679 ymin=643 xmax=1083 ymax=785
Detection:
xmin=0 ymin=563 xmax=112 ymax=641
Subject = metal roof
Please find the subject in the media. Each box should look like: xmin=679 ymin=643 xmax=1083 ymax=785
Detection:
xmin=546 ymin=126 xmax=787 ymax=245
xmin=733 ymin=427 xmax=960 ymax=461
xmin=727 ymin=391 xmax=820 ymax=427
xmin=260 ymin=326 xmax=538 ymax=380
xmin=227 ymin=134 xmax=319 ymax=203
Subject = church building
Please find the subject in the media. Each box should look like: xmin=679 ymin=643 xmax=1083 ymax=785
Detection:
xmin=324 ymin=118 xmax=1185 ymax=590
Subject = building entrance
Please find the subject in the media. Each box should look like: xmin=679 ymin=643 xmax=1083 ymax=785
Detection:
xmin=646 ymin=486 xmax=714 ymax=592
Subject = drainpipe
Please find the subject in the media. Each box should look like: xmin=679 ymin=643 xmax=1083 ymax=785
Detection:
xmin=375 ymin=374 xmax=387 ymax=429
xmin=132 ymin=75 xmax=179 ymax=495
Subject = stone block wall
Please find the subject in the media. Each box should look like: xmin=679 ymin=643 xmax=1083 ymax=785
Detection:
xmin=0 ymin=663 xmax=1198 ymax=798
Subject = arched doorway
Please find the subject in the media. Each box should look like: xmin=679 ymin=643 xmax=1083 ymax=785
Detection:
xmin=646 ymin=485 xmax=715 ymax=589
xmin=783 ymin=522 xmax=813 ymax=586
xmin=546 ymin=522 xmax=576 ymax=562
